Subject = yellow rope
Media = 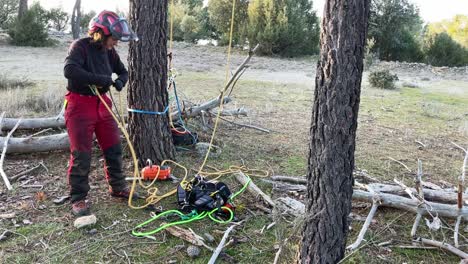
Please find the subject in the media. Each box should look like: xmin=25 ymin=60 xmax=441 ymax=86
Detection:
xmin=91 ymin=0 xmax=267 ymax=210
xmin=196 ymin=0 xmax=237 ymax=175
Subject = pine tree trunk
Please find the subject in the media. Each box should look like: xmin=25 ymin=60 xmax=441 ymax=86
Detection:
xmin=300 ymin=0 xmax=370 ymax=263
xmin=18 ymin=0 xmax=27 ymax=19
xmin=128 ymin=0 xmax=175 ymax=165
xmin=71 ymin=0 xmax=81 ymax=39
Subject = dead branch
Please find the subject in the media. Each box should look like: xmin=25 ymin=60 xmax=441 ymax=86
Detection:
xmin=388 ymin=157 xmax=412 ymax=172
xmin=0 ymin=133 xmax=69 ymax=154
xmin=411 ymin=211 xmax=423 ymax=238
xmin=1 ymin=117 xmax=65 ymax=130
xmin=1 ymin=118 xmax=21 ymax=190
xmin=163 ymin=223 xmax=213 ymax=251
xmin=171 ymin=97 xmax=232 ymax=120
xmin=455 ymin=215 xmax=463 ymax=248
xmin=347 ymin=198 xmax=379 ymax=251
xmin=273 ymin=238 xmax=289 ymax=264
xmin=353 ymin=189 xmax=468 ymax=219
xmin=215 ymin=115 xmax=270 ymax=133
xmin=207 ymin=225 xmax=236 ymax=264
xmin=416 ymin=237 xmax=468 ymax=259
xmin=224 ymin=44 xmax=260 ymax=96
xmin=10 ymin=163 xmax=45 ymax=182
xmin=270 ymin=175 xmax=307 ymax=185
xmin=234 ymin=171 xmax=275 ymax=207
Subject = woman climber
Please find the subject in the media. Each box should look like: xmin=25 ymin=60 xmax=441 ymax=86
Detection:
xmin=63 ymin=10 xmax=138 ymax=216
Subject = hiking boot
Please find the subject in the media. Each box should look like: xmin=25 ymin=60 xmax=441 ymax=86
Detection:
xmin=110 ymin=186 xmax=140 ymax=199
xmin=71 ymin=200 xmax=90 ymax=216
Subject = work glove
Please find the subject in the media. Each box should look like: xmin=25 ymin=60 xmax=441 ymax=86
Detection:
xmin=93 ymin=74 xmax=113 ymax=88
xmin=113 ymin=79 xmax=124 ymax=92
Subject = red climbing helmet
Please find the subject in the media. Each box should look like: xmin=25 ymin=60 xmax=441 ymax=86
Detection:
xmin=88 ymin=10 xmax=138 ymax=42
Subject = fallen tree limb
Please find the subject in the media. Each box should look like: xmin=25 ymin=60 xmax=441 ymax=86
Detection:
xmin=207 ymin=225 xmax=236 ymax=264
xmin=416 ymin=237 xmax=468 ymax=259
xmin=171 ymin=97 xmax=232 ymax=120
xmin=10 ymin=163 xmax=45 ymax=182
xmin=270 ymin=176 xmax=307 ymax=185
xmin=1 ymin=119 xmax=21 ymax=190
xmin=234 ymin=172 xmax=275 ymax=207
xmin=367 ymin=183 xmax=460 ymax=204
xmin=1 ymin=117 xmax=65 ymax=130
xmin=215 ymin=115 xmax=270 ymax=133
xmin=347 ymin=198 xmax=379 ymax=251
xmin=163 ymin=223 xmax=213 ymax=251
xmin=0 ymin=133 xmax=69 ymax=154
xmin=353 ymin=189 xmax=468 ymax=219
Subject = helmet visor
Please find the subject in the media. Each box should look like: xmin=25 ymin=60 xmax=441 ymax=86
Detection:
xmin=110 ymin=19 xmax=138 ymax=42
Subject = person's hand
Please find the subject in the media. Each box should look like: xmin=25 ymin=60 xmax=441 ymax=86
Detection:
xmin=95 ymin=75 xmax=113 ymax=88
xmin=113 ymin=79 xmax=124 ymax=92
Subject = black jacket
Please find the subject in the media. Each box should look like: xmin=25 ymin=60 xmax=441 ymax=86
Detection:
xmin=64 ymin=37 xmax=128 ymax=96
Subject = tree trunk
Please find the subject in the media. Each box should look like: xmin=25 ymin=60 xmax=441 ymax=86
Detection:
xmin=18 ymin=0 xmax=27 ymax=19
xmin=300 ymin=0 xmax=370 ymax=263
xmin=128 ymin=0 xmax=175 ymax=165
xmin=71 ymin=0 xmax=81 ymax=39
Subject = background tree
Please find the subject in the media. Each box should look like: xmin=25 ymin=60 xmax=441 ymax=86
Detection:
xmin=247 ymin=0 xmax=319 ymax=56
xmin=369 ymin=0 xmax=423 ymax=62
xmin=0 ymin=0 xmax=19 ymax=29
xmin=71 ymin=0 xmax=81 ymax=39
xmin=424 ymin=32 xmax=468 ymax=67
xmin=47 ymin=7 xmax=69 ymax=32
xmin=426 ymin=14 xmax=468 ymax=48
xmin=300 ymin=0 xmax=370 ymax=263
xmin=17 ymin=0 xmax=26 ymax=19
xmin=128 ymin=0 xmax=175 ymax=164
xmin=207 ymin=0 xmax=248 ymax=45
xmin=80 ymin=10 xmax=96 ymax=33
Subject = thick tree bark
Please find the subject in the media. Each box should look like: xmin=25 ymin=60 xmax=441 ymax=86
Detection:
xmin=71 ymin=0 xmax=81 ymax=39
xmin=300 ymin=1 xmax=370 ymax=263
xmin=128 ymin=0 xmax=175 ymax=164
xmin=18 ymin=0 xmax=27 ymax=19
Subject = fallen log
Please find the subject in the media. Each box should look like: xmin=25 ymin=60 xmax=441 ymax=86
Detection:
xmin=353 ymin=189 xmax=468 ymax=219
xmin=0 ymin=133 xmax=69 ymax=154
xmin=171 ymin=97 xmax=232 ymax=121
xmin=368 ymin=183 xmax=460 ymax=205
xmin=1 ymin=117 xmax=65 ymax=130
xmin=234 ymin=172 xmax=275 ymax=207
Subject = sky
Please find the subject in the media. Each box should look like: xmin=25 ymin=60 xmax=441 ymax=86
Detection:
xmin=38 ymin=0 xmax=468 ymax=23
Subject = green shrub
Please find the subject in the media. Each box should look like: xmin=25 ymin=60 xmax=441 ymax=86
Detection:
xmin=369 ymin=70 xmax=399 ymax=90
xmin=424 ymin=32 xmax=468 ymax=67
xmin=8 ymin=2 xmax=54 ymax=47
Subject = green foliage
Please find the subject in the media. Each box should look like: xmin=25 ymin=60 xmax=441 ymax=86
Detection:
xmin=47 ymin=8 xmax=69 ymax=32
xmin=0 ymin=0 xmax=18 ymax=29
xmin=180 ymin=14 xmax=200 ymax=42
xmin=426 ymin=14 xmax=468 ymax=48
xmin=369 ymin=70 xmax=399 ymax=90
xmin=8 ymin=2 xmax=55 ymax=47
xmin=247 ymin=0 xmax=319 ymax=56
xmin=369 ymin=0 xmax=424 ymax=62
xmin=207 ymin=0 xmax=249 ymax=45
xmin=424 ymin=32 xmax=468 ymax=67
xmin=80 ymin=10 xmax=96 ymax=33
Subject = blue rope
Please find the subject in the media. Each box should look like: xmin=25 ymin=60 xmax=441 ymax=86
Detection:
xmin=128 ymin=106 xmax=169 ymax=115
xmin=172 ymin=80 xmax=198 ymax=144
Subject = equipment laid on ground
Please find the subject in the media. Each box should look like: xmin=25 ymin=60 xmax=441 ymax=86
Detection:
xmin=125 ymin=159 xmax=173 ymax=181
xmin=177 ymin=175 xmax=234 ymax=213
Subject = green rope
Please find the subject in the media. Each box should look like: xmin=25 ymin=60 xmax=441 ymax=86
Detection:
xmin=132 ymin=175 xmax=250 ymax=237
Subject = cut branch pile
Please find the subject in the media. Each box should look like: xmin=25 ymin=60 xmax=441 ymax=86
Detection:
xmin=269 ymin=147 xmax=468 ymax=260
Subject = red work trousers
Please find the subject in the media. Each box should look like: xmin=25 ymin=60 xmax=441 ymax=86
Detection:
xmin=64 ymin=91 xmax=126 ymax=202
